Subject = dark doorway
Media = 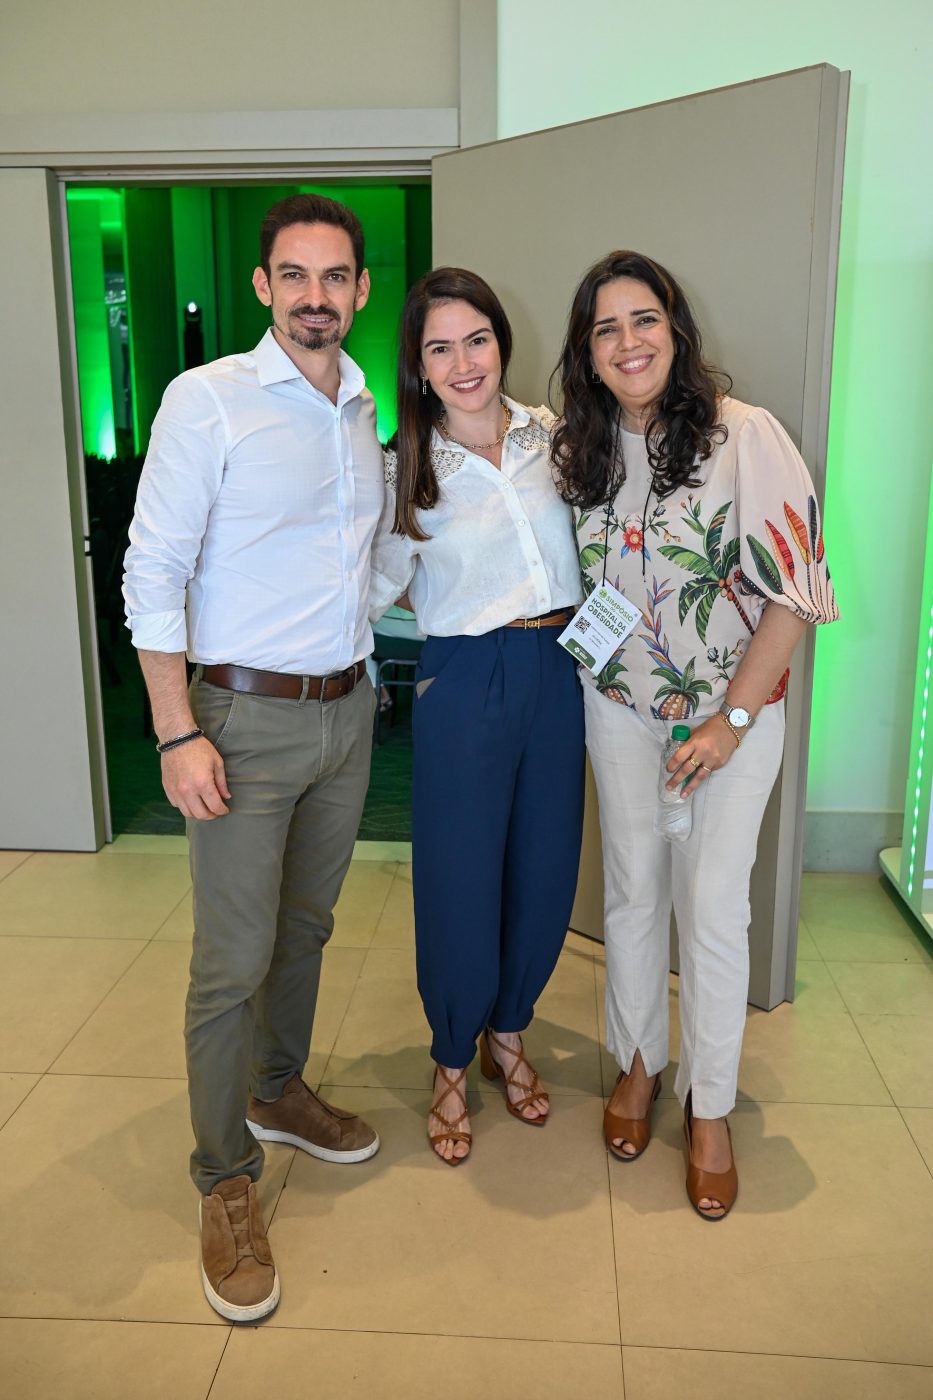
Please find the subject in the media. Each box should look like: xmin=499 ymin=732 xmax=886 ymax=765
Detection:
xmin=68 ymin=179 xmax=429 ymax=839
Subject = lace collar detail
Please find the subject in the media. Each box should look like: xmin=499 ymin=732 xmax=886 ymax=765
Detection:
xmin=430 ymin=444 xmax=467 ymax=480
xmin=384 ymin=443 xmax=465 ymax=491
xmin=383 ymin=403 xmax=556 ymax=491
xmin=508 ymin=403 xmax=556 ymax=453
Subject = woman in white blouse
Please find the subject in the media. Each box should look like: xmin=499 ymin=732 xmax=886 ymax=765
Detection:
xmin=552 ymin=251 xmax=839 ymax=1218
xmin=370 ymin=268 xmax=585 ymax=1164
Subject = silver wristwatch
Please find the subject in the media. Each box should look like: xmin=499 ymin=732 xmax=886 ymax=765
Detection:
xmin=718 ymin=701 xmax=754 ymax=741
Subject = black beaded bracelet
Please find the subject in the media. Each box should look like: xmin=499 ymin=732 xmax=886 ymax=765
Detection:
xmin=156 ymin=727 xmax=205 ymax=754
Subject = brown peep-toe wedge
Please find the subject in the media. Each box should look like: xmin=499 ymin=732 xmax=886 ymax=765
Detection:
xmin=428 ymin=1064 xmax=471 ymax=1166
xmin=479 ymin=1028 xmax=549 ymax=1126
xmin=683 ymin=1090 xmax=738 ymax=1220
xmin=603 ymin=1070 xmax=662 ymax=1162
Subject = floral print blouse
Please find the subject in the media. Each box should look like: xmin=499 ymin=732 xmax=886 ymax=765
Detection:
xmin=575 ymin=398 xmax=840 ymax=721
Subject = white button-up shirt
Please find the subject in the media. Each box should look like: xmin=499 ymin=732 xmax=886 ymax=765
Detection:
xmin=124 ymin=329 xmax=385 ymax=674
xmin=369 ymin=400 xmax=582 ymax=635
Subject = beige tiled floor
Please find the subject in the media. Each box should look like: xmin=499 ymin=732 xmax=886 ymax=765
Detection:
xmin=0 ymin=852 xmax=931 ymax=1398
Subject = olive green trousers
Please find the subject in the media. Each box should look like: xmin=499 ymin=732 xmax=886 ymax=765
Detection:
xmin=184 ymin=673 xmax=375 ymax=1194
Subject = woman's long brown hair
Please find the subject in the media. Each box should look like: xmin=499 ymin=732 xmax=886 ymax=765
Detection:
xmin=392 ymin=267 xmax=513 ymax=540
xmin=550 ymin=250 xmax=730 ymax=508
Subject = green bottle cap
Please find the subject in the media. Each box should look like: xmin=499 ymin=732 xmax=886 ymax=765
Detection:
xmin=671 ymin=724 xmax=691 ymax=741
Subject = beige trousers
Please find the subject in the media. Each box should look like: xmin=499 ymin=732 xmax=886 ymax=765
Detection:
xmin=185 ymin=674 xmax=375 ymax=1194
xmin=583 ymin=683 xmax=785 ymax=1118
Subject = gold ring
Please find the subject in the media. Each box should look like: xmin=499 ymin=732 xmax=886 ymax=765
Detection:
xmin=689 ymin=757 xmax=700 ymax=769
xmin=700 ymin=764 xmax=712 ymax=774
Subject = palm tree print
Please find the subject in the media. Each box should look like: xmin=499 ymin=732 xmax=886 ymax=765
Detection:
xmin=594 ymin=658 xmax=632 ymax=704
xmin=657 ymin=497 xmax=753 ymax=643
xmin=640 ymin=575 xmax=712 ymax=720
xmin=575 ymin=507 xmax=617 ymax=598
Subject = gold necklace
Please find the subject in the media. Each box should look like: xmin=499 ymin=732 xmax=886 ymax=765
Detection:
xmin=437 ymin=402 xmax=512 ymax=451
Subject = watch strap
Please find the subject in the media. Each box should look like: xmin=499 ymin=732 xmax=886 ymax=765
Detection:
xmin=719 ymin=701 xmax=754 ymax=730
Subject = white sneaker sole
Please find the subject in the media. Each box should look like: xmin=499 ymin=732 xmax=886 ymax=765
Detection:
xmin=245 ymin=1119 xmax=380 ymax=1164
xmin=198 ymin=1201 xmax=280 ymax=1322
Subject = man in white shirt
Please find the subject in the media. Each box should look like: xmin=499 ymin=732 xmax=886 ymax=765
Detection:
xmin=124 ymin=194 xmax=384 ymax=1322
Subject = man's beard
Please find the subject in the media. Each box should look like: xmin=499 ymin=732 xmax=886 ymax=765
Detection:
xmin=285 ymin=305 xmax=342 ymax=351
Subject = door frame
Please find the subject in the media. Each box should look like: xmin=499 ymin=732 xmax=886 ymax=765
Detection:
xmin=0 ymin=0 xmax=499 ymax=852
xmin=53 ymin=152 xmax=443 ymax=847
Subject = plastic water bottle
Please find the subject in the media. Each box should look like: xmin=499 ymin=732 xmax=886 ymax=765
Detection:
xmin=653 ymin=724 xmax=693 ymax=842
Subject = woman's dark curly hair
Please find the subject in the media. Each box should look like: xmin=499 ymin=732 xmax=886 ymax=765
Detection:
xmin=550 ymin=251 xmax=731 ymax=508
xmin=392 ymin=267 xmax=512 ymax=540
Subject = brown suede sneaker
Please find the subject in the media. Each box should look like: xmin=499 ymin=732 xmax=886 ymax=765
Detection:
xmin=199 ymin=1174 xmax=279 ymax=1322
xmin=246 ymin=1074 xmax=380 ymax=1164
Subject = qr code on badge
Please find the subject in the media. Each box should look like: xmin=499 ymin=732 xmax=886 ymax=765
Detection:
xmin=574 ymin=618 xmax=591 ymax=633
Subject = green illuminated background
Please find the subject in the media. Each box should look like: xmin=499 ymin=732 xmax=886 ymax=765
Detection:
xmin=67 ymin=180 xmax=432 ymax=457
xmin=881 ymin=483 xmax=933 ymax=936
xmin=68 ymin=180 xmax=430 ymax=838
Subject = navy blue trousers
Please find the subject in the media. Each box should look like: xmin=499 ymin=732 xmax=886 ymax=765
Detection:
xmin=411 ymin=627 xmax=585 ymax=1067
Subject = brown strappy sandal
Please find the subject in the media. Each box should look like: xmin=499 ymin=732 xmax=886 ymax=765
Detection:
xmin=683 ymin=1090 xmax=738 ymax=1220
xmin=603 ymin=1070 xmax=662 ymax=1162
xmin=428 ymin=1064 xmax=471 ymax=1165
xmin=479 ymin=1028 xmax=549 ymax=1126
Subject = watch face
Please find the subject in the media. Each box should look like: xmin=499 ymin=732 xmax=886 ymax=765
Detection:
xmin=729 ymin=707 xmax=751 ymax=727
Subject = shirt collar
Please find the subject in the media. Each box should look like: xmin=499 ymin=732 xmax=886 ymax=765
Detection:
xmin=429 ymin=395 xmax=535 ymax=451
xmin=503 ymin=396 xmax=532 ymax=430
xmin=254 ymin=328 xmax=366 ymax=405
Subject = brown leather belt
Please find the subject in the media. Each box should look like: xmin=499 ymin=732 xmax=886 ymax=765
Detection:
xmin=200 ymin=659 xmax=366 ymax=702
xmin=503 ymin=608 xmax=574 ymax=630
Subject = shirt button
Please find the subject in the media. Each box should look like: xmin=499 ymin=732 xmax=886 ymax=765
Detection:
xmin=517 ymin=519 xmax=526 ymax=527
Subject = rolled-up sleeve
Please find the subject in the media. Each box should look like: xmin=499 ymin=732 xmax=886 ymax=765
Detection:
xmin=123 ymin=374 xmax=227 ymax=652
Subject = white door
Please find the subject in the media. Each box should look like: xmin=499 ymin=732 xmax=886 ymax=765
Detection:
xmin=431 ymin=64 xmax=848 ymax=1008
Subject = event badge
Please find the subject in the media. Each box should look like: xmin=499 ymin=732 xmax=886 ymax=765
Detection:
xmin=557 ymin=582 xmax=641 ymax=673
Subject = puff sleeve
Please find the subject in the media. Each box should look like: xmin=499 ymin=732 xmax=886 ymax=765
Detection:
xmin=734 ymin=408 xmax=840 ymax=625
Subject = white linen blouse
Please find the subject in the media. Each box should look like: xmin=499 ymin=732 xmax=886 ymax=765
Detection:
xmin=369 ymin=399 xmax=582 ymax=636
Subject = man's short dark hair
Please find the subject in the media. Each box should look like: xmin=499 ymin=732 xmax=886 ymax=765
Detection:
xmin=259 ymin=194 xmax=365 ymax=278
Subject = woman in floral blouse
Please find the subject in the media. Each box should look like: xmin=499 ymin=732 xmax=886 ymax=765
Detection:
xmin=371 ymin=268 xmax=585 ymax=1165
xmin=552 ymin=250 xmax=838 ymax=1219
